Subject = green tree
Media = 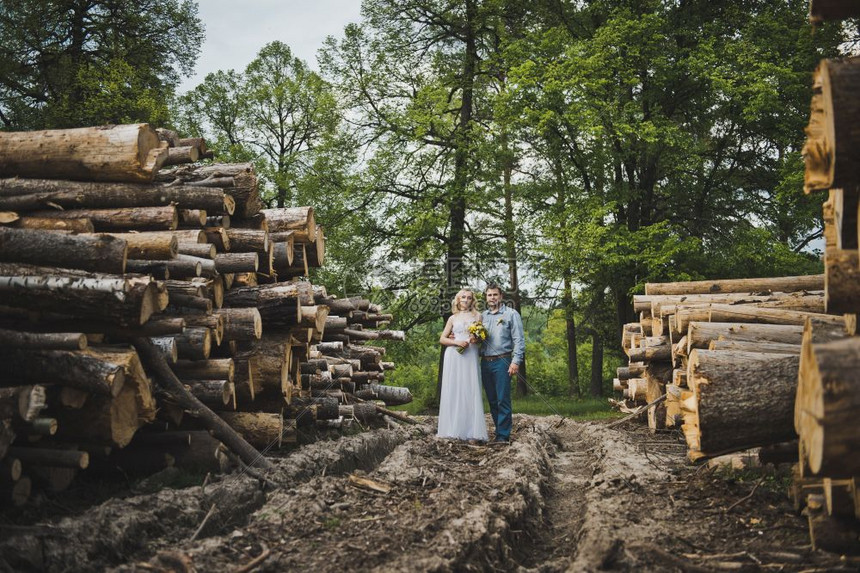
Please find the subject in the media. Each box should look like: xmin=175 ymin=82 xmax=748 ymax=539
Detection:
xmin=0 ymin=0 xmax=202 ymax=129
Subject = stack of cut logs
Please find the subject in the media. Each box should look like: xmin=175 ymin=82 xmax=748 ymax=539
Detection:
xmin=0 ymin=124 xmax=408 ymax=506
xmin=613 ymin=2 xmax=860 ymax=552
xmin=793 ymin=0 xmax=860 ymax=553
xmin=620 ymin=272 xmax=860 ymax=552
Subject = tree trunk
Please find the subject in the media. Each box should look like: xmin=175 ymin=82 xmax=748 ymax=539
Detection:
xmin=686 ymin=321 xmax=848 ymax=352
xmin=28 ymin=205 xmax=179 ymax=232
xmin=0 ymin=124 xmax=167 ymax=182
xmin=0 ymin=227 xmax=127 ymax=273
xmin=804 ymin=58 xmax=860 ymax=192
xmin=156 ymin=163 xmax=263 ymax=218
xmin=0 ymin=178 xmax=233 ymax=214
xmin=685 ymin=349 xmax=800 ymax=461
xmin=590 ymin=332 xmax=604 ymax=398
xmin=796 ymin=335 xmax=860 ymax=477
xmin=645 ymin=275 xmax=824 ymax=296
xmin=810 ymin=0 xmax=860 ymax=22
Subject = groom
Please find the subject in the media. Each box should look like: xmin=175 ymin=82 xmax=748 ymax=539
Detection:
xmin=480 ymin=284 xmax=525 ymax=444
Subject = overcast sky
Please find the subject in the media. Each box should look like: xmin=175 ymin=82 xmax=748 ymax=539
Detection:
xmin=178 ymin=0 xmax=363 ymax=93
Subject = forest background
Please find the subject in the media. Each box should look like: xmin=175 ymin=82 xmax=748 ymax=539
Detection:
xmin=1 ymin=0 xmax=856 ymax=413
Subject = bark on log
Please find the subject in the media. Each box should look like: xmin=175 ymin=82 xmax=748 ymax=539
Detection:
xmin=172 ymin=358 xmax=234 ymax=383
xmin=225 ymin=228 xmax=269 ymax=253
xmin=803 ymin=58 xmax=860 ymax=192
xmin=797 ymin=334 xmax=860 ymax=477
xmin=261 ymin=207 xmax=315 ymax=238
xmin=0 ymin=179 xmax=233 ymax=214
xmin=708 ymin=339 xmax=801 ymax=354
xmin=178 ymin=242 xmax=216 ymax=259
xmin=0 ymin=328 xmax=86 ymax=350
xmin=214 ymin=252 xmax=258 ymax=274
xmin=0 ymin=385 xmax=46 ymax=421
xmin=645 ymin=275 xmax=824 ymax=296
xmin=686 ymin=321 xmax=848 ymax=352
xmin=164 ymin=145 xmax=199 ymax=166
xmin=685 ymin=350 xmax=799 ymax=461
xmin=28 ymin=205 xmax=179 ymax=232
xmin=132 ymin=338 xmax=273 ymax=470
xmin=103 ymin=232 xmax=177 ymax=260
xmin=0 ymin=347 xmax=125 ymax=396
xmin=0 ymin=227 xmax=127 ymax=273
xmin=352 ymin=384 xmax=413 ymax=406
xmin=675 ymin=304 xmax=851 ymax=335
xmin=824 ymin=248 xmax=860 ymax=314
xmin=155 ymin=163 xmax=262 ymax=218
xmin=6 ymin=447 xmax=88 ymax=469
xmin=214 ymin=308 xmax=262 ymax=340
xmin=0 ymin=124 xmax=167 ymax=182
xmin=215 ymin=411 xmax=284 ymax=449
xmin=14 ymin=216 xmax=94 ymax=232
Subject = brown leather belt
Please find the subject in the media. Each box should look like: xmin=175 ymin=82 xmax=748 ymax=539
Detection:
xmin=482 ymin=353 xmax=511 ymax=362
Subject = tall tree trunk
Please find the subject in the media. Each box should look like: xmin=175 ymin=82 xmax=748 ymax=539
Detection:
xmin=500 ymin=120 xmax=527 ymax=397
xmin=590 ymin=331 xmax=603 ymax=398
xmin=563 ymin=276 xmax=579 ymax=397
xmin=436 ymin=0 xmax=478 ymax=402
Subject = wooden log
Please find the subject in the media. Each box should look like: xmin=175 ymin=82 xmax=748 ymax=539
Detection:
xmin=132 ymin=338 xmax=273 ymax=470
xmin=171 ymin=327 xmax=212 ymax=361
xmin=0 ymin=179 xmax=234 ymax=214
xmin=214 ymin=252 xmax=258 ymax=274
xmin=239 ymin=337 xmax=290 ymax=394
xmin=635 ymin=292 xmax=824 ymax=313
xmin=7 ymin=446 xmax=89 ymax=469
xmin=675 ymin=304 xmax=851 ymax=336
xmin=214 ymin=308 xmax=262 ymax=340
xmin=0 ymin=329 xmax=86 ymax=350
xmin=824 ymin=248 xmax=860 ymax=314
xmin=708 ymin=339 xmax=801 ymax=354
xmin=0 ymin=385 xmax=46 ymax=421
xmin=178 ymin=242 xmax=216 ymax=259
xmin=0 ymin=227 xmax=127 ymax=273
xmin=149 ymin=336 xmax=178 ymax=363
xmin=164 ymin=145 xmax=199 ymax=166
xmin=187 ymin=380 xmax=234 ymax=407
xmin=803 ymin=57 xmax=860 ymax=192
xmin=225 ymin=228 xmax=269 ymax=253
xmin=272 ymin=240 xmax=295 ymax=273
xmin=627 ymin=344 xmax=671 ymax=363
xmin=104 ymin=232 xmax=177 ymax=260
xmin=174 ymin=254 xmax=214 ymax=278
xmin=645 ymin=275 xmax=824 ymax=296
xmin=685 ymin=350 xmax=799 ymax=461
xmin=172 ymin=358 xmax=234 ymax=382
xmin=216 ymin=411 xmax=284 ymax=449
xmin=687 ymin=321 xmax=848 ymax=352
xmin=155 ymin=163 xmax=262 ymax=218
xmin=261 ymin=207 xmax=315 ymax=239
xmin=352 ymin=384 xmax=413 ymax=406
xmin=796 ymin=334 xmax=860 ymax=477
xmin=617 ymin=364 xmax=646 ymax=380
xmin=14 ymin=216 xmax=94 ymax=232
xmin=0 ymin=124 xmax=167 ymax=182
xmin=28 ymin=205 xmax=178 ymax=232
xmin=0 ymin=347 xmax=125 ymax=396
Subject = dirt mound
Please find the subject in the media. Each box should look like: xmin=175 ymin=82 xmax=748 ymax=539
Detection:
xmin=1 ymin=415 xmax=855 ymax=572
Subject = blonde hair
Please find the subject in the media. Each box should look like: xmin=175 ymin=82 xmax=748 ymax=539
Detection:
xmin=451 ymin=289 xmax=477 ymax=313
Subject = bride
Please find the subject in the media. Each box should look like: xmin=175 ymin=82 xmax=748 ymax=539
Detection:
xmin=437 ymin=289 xmax=489 ymax=441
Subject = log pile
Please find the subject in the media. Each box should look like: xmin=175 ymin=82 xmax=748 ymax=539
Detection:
xmin=794 ymin=15 xmax=860 ymax=551
xmin=0 ymin=124 xmax=409 ymax=505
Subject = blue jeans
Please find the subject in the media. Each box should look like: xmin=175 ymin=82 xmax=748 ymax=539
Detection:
xmin=481 ymin=358 xmax=512 ymax=440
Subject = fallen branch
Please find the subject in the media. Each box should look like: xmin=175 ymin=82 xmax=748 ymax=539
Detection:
xmin=233 ymin=545 xmax=271 ymax=573
xmin=606 ymin=394 xmax=667 ymax=429
xmin=133 ymin=337 xmax=274 ymax=471
xmin=725 ymin=475 xmax=766 ymax=513
xmin=345 ymin=392 xmax=418 ymax=425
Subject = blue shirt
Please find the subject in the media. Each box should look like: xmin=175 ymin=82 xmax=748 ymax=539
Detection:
xmin=480 ymin=306 xmax=525 ymax=364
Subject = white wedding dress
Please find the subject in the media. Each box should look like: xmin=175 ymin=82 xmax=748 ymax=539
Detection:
xmin=437 ymin=316 xmax=489 ymax=441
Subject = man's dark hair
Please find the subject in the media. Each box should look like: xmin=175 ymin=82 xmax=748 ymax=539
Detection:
xmin=484 ymin=283 xmax=504 ymax=296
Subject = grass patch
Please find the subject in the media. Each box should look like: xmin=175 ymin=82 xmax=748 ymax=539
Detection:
xmin=394 ymin=394 xmax=620 ymax=421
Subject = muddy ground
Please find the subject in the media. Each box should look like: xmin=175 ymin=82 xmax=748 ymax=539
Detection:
xmin=0 ymin=415 xmax=857 ymax=572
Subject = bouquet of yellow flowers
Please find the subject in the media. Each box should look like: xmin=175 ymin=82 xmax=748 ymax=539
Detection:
xmin=457 ymin=321 xmax=488 ymax=354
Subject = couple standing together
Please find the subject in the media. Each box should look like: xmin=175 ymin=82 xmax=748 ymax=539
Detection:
xmin=437 ymin=285 xmax=525 ymax=444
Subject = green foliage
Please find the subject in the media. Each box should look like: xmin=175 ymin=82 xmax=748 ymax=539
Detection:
xmin=0 ymin=0 xmax=202 ymax=129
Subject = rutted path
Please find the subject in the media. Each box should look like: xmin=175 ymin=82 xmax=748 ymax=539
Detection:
xmin=3 ymin=415 xmax=851 ymax=572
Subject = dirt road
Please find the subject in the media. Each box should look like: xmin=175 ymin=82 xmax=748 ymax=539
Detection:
xmin=0 ymin=415 xmax=854 ymax=572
